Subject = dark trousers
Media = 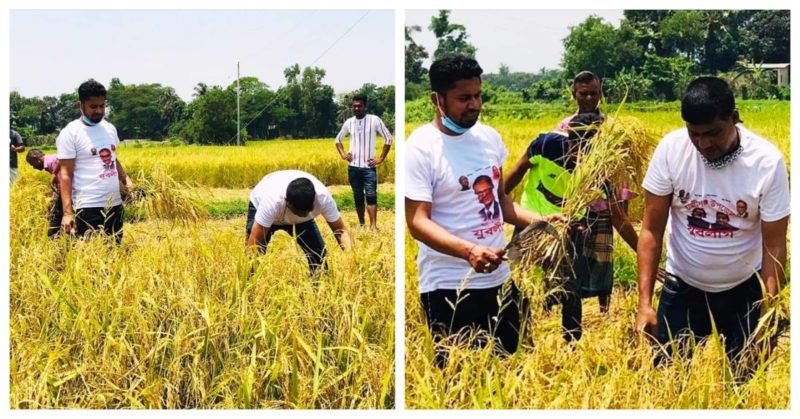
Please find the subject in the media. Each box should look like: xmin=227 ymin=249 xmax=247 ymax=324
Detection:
xmin=656 ymin=273 xmax=763 ymax=362
xmin=348 ymin=166 xmax=378 ymax=207
xmin=544 ymin=275 xmax=585 ymax=343
xmin=421 ymin=281 xmax=523 ymax=368
xmin=48 ymin=194 xmax=64 ymax=238
xmin=245 ymin=202 xmax=328 ymax=275
xmin=75 ymin=205 xmax=124 ymax=244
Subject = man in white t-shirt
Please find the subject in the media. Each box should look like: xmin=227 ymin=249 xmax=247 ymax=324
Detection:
xmin=635 ymin=77 xmax=789 ymax=363
xmin=246 ymin=170 xmax=354 ymax=276
xmin=406 ymin=55 xmax=553 ymax=367
xmin=57 ymin=79 xmax=134 ymax=244
xmin=335 ymin=94 xmax=393 ymax=231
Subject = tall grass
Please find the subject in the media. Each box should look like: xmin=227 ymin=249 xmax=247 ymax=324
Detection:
xmin=10 ymin=170 xmax=395 ymax=408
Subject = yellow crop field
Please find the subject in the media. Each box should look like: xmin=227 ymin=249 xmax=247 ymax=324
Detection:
xmin=10 ymin=148 xmax=395 ymax=408
xmin=118 ymin=138 xmax=395 ymax=188
xmin=404 ymin=100 xmax=790 ymax=409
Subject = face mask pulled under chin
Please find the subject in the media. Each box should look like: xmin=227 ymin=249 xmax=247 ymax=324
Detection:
xmin=80 ymin=109 xmax=102 ymax=126
xmin=435 ymin=94 xmax=470 ymax=135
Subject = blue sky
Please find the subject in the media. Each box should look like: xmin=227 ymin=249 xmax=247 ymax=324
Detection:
xmin=406 ymin=10 xmax=624 ymax=74
xmin=10 ymin=10 xmax=395 ymax=100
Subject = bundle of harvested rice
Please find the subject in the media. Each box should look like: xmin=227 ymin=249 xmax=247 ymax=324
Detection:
xmin=510 ymin=113 xmax=657 ymax=281
xmin=130 ymin=166 xmax=208 ymax=224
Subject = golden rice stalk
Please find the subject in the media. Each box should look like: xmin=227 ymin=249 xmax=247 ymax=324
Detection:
xmin=514 ymin=113 xmax=657 ymax=281
xmin=131 ymin=166 xmax=208 ymax=224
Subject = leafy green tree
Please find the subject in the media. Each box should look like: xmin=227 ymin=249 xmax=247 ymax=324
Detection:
xmin=180 ymin=86 xmax=237 ymax=144
xmin=429 ymin=10 xmax=476 ymax=60
xmin=405 ymin=25 xmax=429 ymax=83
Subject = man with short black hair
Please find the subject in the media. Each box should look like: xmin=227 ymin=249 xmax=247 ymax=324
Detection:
xmin=406 ymin=55 xmax=554 ymax=366
xmin=556 ymin=71 xmax=604 ymax=132
xmin=335 ymin=94 xmax=393 ymax=231
xmin=10 ymin=129 xmax=25 ymax=184
xmin=635 ymin=77 xmax=789 ymax=364
xmin=57 ymin=79 xmax=133 ymax=244
xmin=246 ymin=169 xmax=353 ymax=275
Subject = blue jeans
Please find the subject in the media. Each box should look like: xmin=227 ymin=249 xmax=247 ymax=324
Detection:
xmin=348 ymin=166 xmax=378 ymax=207
xmin=656 ymin=273 xmax=762 ymax=361
xmin=245 ymin=202 xmax=328 ymax=275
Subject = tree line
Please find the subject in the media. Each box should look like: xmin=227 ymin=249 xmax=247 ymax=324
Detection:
xmin=406 ymin=10 xmax=789 ymax=103
xmin=11 ymin=64 xmax=395 ymax=146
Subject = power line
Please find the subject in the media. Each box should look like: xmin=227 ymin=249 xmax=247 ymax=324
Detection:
xmin=222 ymin=10 xmax=371 ymax=145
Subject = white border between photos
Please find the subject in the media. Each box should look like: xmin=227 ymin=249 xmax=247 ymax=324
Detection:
xmin=2 ymin=0 xmax=798 ymax=418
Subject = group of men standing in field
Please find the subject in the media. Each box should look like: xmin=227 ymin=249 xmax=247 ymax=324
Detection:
xmin=406 ymin=55 xmax=789 ymax=369
xmin=13 ymin=79 xmax=394 ymax=277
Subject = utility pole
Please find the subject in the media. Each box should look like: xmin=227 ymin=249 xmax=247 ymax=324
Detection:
xmin=237 ymin=61 xmax=241 ymax=146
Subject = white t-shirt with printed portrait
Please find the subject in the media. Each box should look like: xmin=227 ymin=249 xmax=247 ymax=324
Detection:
xmin=642 ymin=125 xmax=790 ymax=292
xmin=249 ymin=170 xmax=341 ymax=228
xmin=55 ymin=119 xmax=122 ymax=209
xmin=406 ymin=122 xmax=510 ymax=293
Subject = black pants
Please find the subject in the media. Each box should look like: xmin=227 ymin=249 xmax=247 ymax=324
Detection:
xmin=48 ymin=194 xmax=64 ymax=238
xmin=421 ymin=281 xmax=523 ymax=368
xmin=75 ymin=205 xmax=124 ymax=244
xmin=245 ymin=202 xmax=328 ymax=275
xmin=656 ymin=273 xmax=762 ymax=362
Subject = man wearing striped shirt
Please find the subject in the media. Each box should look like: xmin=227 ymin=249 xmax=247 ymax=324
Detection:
xmin=335 ymin=94 xmax=393 ymax=231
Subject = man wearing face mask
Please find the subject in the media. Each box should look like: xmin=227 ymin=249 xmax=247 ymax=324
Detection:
xmin=56 ymin=79 xmax=134 ymax=244
xmin=635 ymin=77 xmax=789 ymax=364
xmin=406 ymin=55 xmax=553 ymax=367
xmin=246 ymin=169 xmax=354 ymax=276
xmin=335 ymin=94 xmax=393 ymax=231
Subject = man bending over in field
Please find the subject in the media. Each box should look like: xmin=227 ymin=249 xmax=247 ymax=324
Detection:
xmin=57 ymin=79 xmax=134 ymax=244
xmin=635 ymin=77 xmax=789 ymax=365
xmin=335 ymin=94 xmax=393 ymax=231
xmin=406 ymin=55 xmax=555 ymax=368
xmin=26 ymin=149 xmax=63 ymax=238
xmin=246 ymin=169 xmax=354 ymax=276
xmin=504 ymin=113 xmax=640 ymax=342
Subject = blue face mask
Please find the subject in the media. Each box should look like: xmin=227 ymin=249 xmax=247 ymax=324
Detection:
xmin=436 ymin=95 xmax=469 ymax=135
xmin=81 ymin=114 xmax=99 ymax=126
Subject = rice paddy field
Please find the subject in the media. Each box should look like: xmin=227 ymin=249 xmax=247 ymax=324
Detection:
xmin=404 ymin=100 xmax=790 ymax=409
xmin=119 ymin=139 xmax=395 ymax=189
xmin=9 ymin=139 xmax=395 ymax=408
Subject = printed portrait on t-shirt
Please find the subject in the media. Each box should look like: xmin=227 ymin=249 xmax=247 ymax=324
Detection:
xmin=458 ymin=175 xmax=470 ymax=191
xmin=687 ymin=207 xmax=711 ymax=229
xmin=97 ymin=145 xmax=118 ymax=179
xmin=736 ymin=200 xmax=749 ymax=218
xmin=684 ymin=196 xmax=746 ymax=238
xmin=678 ymin=189 xmax=690 ymax=204
xmin=710 ymin=211 xmax=739 ymax=231
xmin=473 ymin=175 xmax=501 ymax=223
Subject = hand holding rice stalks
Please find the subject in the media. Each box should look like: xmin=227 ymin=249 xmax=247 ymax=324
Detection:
xmin=511 ymin=115 xmax=657 ymax=282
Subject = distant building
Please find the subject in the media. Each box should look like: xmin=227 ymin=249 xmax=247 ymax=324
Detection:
xmin=747 ymin=63 xmax=790 ymax=86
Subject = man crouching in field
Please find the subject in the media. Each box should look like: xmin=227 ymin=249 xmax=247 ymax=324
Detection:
xmin=406 ymin=55 xmax=554 ymax=368
xmin=26 ymin=149 xmax=62 ymax=238
xmin=58 ymin=79 xmax=134 ymax=244
xmin=246 ymin=169 xmax=354 ymax=276
xmin=635 ymin=77 xmax=789 ymax=365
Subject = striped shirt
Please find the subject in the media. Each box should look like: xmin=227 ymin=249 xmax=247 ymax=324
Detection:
xmin=335 ymin=114 xmax=393 ymax=168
